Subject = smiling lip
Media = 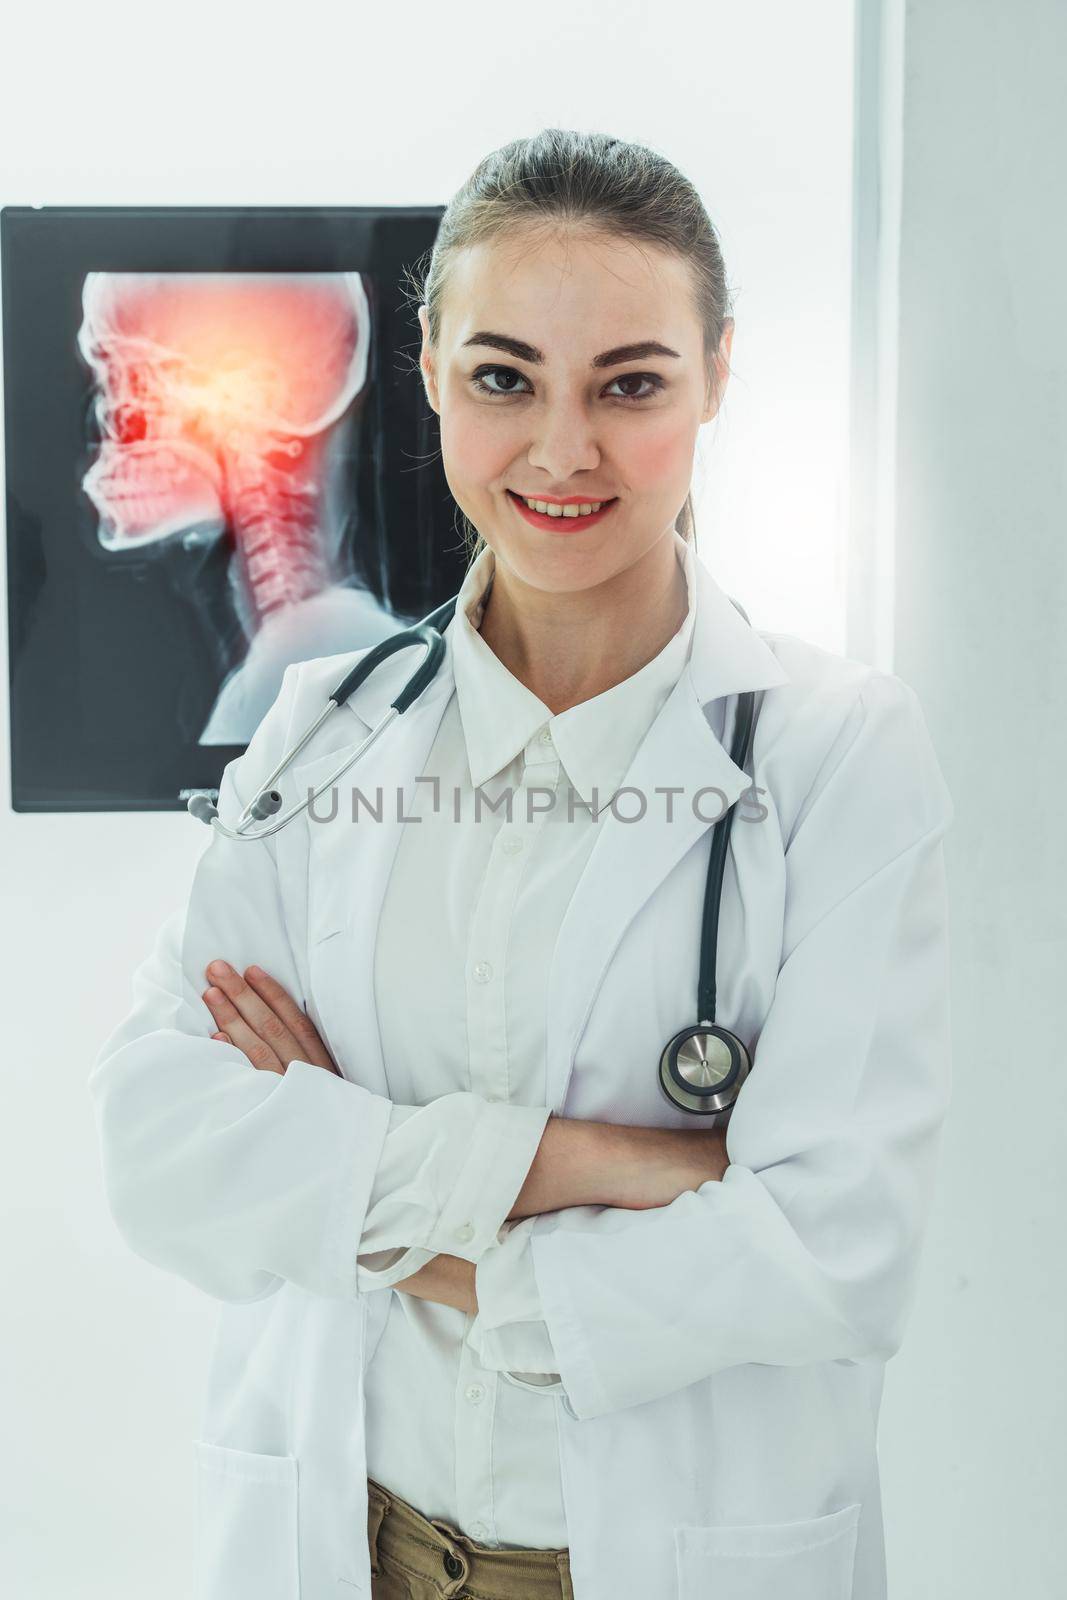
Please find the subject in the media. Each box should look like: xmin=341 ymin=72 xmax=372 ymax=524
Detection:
xmin=509 ymin=491 xmax=616 ymax=505
xmin=507 ymin=489 xmax=619 ymax=533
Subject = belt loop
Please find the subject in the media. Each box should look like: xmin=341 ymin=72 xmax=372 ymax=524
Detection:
xmin=366 ymin=1483 xmax=389 ymax=1575
xmin=557 ymin=1550 xmax=575 ymax=1600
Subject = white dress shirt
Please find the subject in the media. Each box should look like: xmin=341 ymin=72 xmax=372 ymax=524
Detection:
xmin=353 ymin=530 xmax=698 ymax=1549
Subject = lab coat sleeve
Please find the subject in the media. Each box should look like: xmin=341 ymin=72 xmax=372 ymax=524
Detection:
xmin=88 ymin=661 xmax=398 ymax=1306
xmin=524 ymin=672 xmax=955 ymax=1422
xmin=354 ymin=1097 xmax=551 ymax=1291
xmin=465 ymin=1217 xmax=565 ymax=1393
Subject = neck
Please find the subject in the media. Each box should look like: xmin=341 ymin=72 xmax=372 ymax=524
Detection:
xmin=477 ymin=533 xmax=689 ymax=715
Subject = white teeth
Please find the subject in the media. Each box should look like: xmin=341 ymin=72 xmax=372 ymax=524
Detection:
xmin=521 ymin=496 xmax=605 ymax=517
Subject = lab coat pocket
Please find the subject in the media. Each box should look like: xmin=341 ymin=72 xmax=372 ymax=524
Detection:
xmin=194 ymin=1441 xmax=300 ymax=1600
xmin=674 ymin=1501 xmax=861 ymax=1600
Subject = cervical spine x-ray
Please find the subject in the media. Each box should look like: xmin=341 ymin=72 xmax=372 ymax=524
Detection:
xmin=76 ymin=272 xmax=397 ymax=746
xmin=2 ymin=204 xmax=451 ymax=813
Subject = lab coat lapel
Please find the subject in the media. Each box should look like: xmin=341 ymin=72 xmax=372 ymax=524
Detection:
xmin=542 ymin=558 xmax=790 ymax=1114
xmin=286 ymin=640 xmax=457 ymax=1097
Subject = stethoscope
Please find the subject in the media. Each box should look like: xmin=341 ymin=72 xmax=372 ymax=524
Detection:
xmin=188 ymin=592 xmax=759 ymax=1122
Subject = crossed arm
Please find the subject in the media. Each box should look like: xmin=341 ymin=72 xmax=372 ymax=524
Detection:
xmin=385 ymin=1113 xmax=730 ymax=1314
xmin=199 ymin=957 xmax=731 ymax=1317
xmin=96 ymin=666 xmax=952 ymax=1421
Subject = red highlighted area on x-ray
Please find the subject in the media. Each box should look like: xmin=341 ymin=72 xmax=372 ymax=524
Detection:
xmin=76 ymin=272 xmax=397 ymax=743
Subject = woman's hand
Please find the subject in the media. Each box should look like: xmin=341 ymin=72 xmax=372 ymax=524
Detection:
xmin=202 ymin=961 xmax=340 ymax=1077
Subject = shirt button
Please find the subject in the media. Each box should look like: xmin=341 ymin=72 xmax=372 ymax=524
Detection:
xmin=539 ymin=728 xmax=552 ymax=744
xmin=465 ymin=1383 xmax=486 ymax=1404
xmin=472 ymin=961 xmax=493 ymax=983
xmin=501 ymin=836 xmax=523 ymax=854
xmin=454 ymin=1222 xmax=475 ymax=1243
xmin=468 ymin=1520 xmax=488 ymax=1541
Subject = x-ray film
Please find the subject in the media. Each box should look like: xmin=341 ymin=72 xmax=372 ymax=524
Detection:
xmin=2 ymin=207 xmax=459 ymax=811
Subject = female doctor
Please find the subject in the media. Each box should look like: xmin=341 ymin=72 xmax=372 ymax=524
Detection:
xmin=89 ymin=128 xmax=954 ymax=1600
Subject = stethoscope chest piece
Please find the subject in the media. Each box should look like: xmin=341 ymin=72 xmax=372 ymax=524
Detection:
xmin=658 ymin=1023 xmax=752 ymax=1117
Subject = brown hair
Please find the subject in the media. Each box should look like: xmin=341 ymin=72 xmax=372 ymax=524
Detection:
xmin=401 ymin=127 xmax=735 ymax=564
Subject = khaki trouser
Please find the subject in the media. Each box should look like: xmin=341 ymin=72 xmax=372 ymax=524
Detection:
xmin=368 ymin=1476 xmax=575 ymax=1600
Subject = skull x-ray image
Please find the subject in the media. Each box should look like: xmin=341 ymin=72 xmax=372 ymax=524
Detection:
xmin=3 ymin=206 xmax=462 ymax=811
xmin=77 ymin=271 xmax=397 ymax=745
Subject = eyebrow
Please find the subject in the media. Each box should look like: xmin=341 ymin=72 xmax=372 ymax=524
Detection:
xmin=460 ymin=332 xmax=682 ymax=368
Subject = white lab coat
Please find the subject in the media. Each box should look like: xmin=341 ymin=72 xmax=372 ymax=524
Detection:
xmin=89 ymin=554 xmax=954 ymax=1600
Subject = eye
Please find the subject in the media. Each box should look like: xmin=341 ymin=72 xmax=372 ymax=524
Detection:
xmin=471 ymin=365 xmax=532 ymax=399
xmin=469 ymin=365 xmax=665 ymax=404
xmin=607 ymin=372 xmax=665 ymax=403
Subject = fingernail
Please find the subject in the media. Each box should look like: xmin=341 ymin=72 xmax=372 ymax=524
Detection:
xmin=207 ymin=961 xmax=230 ymax=979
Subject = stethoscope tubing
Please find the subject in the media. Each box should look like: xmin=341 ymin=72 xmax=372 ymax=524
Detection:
xmin=202 ymin=598 xmax=458 ymax=843
xmin=190 ymin=588 xmax=759 ymax=1118
xmin=696 ymin=688 xmax=754 ymax=1026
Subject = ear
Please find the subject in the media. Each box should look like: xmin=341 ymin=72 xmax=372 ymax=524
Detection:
xmin=418 ymin=304 xmax=441 ymax=414
xmin=702 ymin=317 xmax=734 ymax=424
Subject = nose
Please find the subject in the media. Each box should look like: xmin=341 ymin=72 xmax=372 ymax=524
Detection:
xmin=524 ymin=402 xmax=602 ymax=485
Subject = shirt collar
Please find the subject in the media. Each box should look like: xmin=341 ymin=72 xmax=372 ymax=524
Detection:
xmin=449 ymin=530 xmax=698 ymax=804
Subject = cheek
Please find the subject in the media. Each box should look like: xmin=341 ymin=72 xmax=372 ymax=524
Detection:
xmin=439 ymin=408 xmax=513 ymax=483
xmin=622 ymin=424 xmax=693 ymax=488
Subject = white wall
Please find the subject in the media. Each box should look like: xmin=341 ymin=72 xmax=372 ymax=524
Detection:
xmin=1 ymin=3 xmax=862 ymax=1596
xmin=877 ymin=2 xmax=1067 ymax=1596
